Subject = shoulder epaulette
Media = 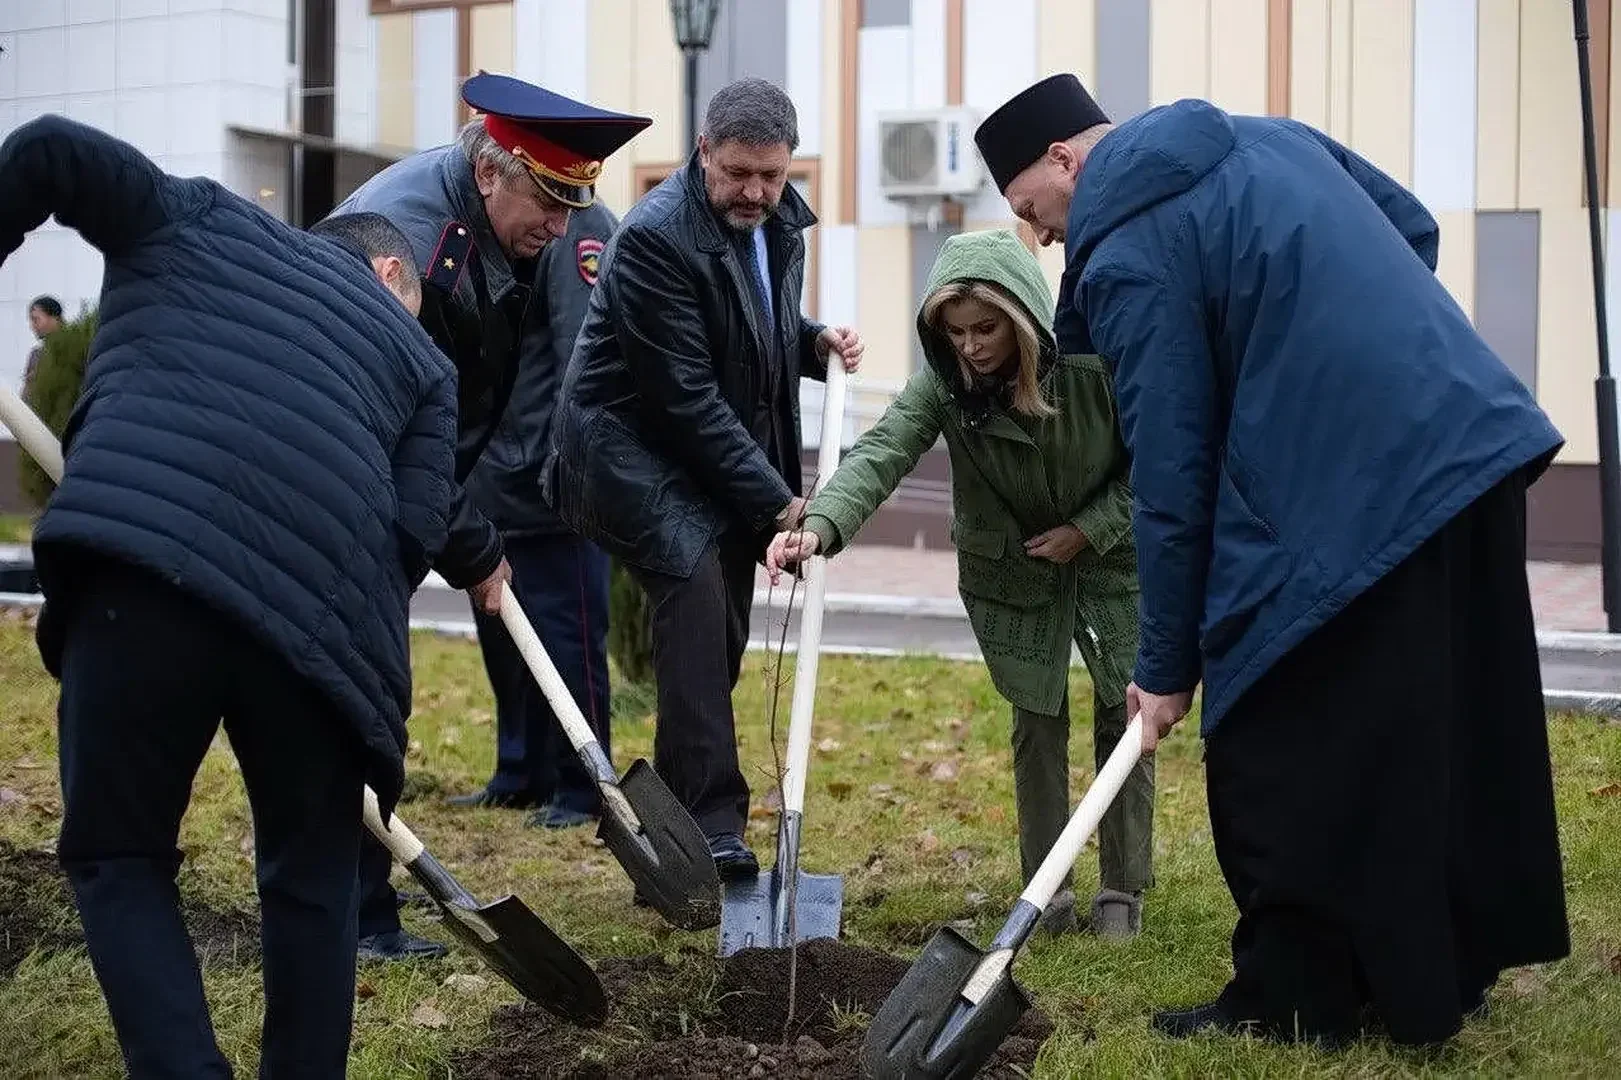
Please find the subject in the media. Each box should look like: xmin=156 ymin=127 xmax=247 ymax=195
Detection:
xmin=425 ymin=221 xmax=474 ymax=292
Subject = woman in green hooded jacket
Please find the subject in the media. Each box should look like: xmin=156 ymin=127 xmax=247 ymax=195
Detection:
xmin=765 ymin=228 xmax=1154 ymax=936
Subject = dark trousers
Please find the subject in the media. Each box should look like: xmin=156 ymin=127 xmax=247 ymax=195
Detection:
xmin=356 ymin=533 xmax=612 ymax=937
xmin=1205 ymin=466 xmax=1570 ymax=1046
xmin=472 ymin=533 xmax=612 ymax=808
xmin=629 ymin=538 xmax=757 ymax=837
xmin=55 ymin=559 xmax=366 ymax=1079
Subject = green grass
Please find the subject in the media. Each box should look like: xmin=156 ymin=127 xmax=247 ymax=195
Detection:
xmin=0 ymin=618 xmax=1618 ymax=1077
xmin=0 ymin=515 xmax=31 ymax=544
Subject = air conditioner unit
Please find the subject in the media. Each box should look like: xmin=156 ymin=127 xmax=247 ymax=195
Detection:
xmin=877 ymin=107 xmax=983 ymax=199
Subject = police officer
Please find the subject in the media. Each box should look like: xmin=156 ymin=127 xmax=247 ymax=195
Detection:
xmin=328 ymin=72 xmax=650 ymax=961
xmin=451 ymin=200 xmax=619 ymax=828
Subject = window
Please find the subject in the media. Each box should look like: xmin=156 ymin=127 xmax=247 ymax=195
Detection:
xmin=630 ymin=157 xmax=823 ymax=321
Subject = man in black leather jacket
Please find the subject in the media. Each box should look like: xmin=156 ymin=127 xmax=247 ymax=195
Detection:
xmin=328 ymin=72 xmax=649 ymax=960
xmin=546 ymin=78 xmax=863 ymax=878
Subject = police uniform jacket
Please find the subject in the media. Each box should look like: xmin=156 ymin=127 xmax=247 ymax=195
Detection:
xmin=331 ymin=145 xmax=531 ymax=588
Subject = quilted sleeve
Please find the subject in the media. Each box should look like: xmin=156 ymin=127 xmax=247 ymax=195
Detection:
xmin=392 ymin=366 xmax=459 ymax=591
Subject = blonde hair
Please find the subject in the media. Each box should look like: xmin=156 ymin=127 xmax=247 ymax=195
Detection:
xmin=922 ymin=281 xmax=1056 ymax=418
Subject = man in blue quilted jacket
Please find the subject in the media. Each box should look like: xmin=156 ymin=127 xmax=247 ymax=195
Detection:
xmin=977 ymin=76 xmax=1569 ymax=1049
xmin=0 ymin=115 xmax=458 ymax=1079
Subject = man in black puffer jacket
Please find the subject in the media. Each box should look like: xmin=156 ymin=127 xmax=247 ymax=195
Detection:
xmin=0 ymin=115 xmax=457 ymax=1080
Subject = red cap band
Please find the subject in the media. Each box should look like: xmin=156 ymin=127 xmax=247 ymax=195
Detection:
xmin=481 ymin=113 xmax=602 ymax=187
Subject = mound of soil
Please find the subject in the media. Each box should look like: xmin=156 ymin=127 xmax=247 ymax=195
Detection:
xmin=0 ymin=840 xmax=261 ymax=976
xmin=452 ymin=937 xmax=1055 ymax=1079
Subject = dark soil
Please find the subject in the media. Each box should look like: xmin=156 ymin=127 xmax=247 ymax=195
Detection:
xmin=0 ymin=840 xmax=261 ymax=976
xmin=452 ymin=937 xmax=1055 ymax=1079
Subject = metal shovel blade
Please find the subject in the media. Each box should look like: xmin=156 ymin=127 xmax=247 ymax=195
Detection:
xmin=432 ymin=892 xmax=608 ymax=1027
xmin=859 ymin=927 xmax=1031 ymax=1080
xmin=597 ymin=757 xmax=722 ymax=931
xmin=718 ymin=868 xmax=844 ymax=955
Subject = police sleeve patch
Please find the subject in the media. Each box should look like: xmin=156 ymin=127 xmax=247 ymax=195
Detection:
xmin=426 ymin=221 xmax=474 ymax=292
xmin=576 ymin=238 xmax=605 ymax=286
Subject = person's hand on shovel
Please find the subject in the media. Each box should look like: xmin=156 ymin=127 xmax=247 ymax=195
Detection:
xmin=1127 ymin=681 xmax=1194 ymax=753
xmin=765 ymin=528 xmax=821 ymax=586
xmin=467 ymin=557 xmax=513 ymax=616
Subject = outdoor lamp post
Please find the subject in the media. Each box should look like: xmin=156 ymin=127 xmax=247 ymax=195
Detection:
xmin=670 ymin=0 xmax=722 ymax=151
xmin=1574 ymin=0 xmax=1621 ymax=632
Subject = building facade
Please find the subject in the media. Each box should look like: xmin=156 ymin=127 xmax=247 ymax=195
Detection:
xmin=0 ymin=0 xmax=1616 ymax=560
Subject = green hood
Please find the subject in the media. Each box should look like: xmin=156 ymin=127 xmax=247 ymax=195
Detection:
xmin=915 ymin=228 xmax=1056 ymax=390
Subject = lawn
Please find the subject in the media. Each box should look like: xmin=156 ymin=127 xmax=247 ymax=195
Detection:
xmin=0 ymin=515 xmax=31 ymax=544
xmin=0 ymin=614 xmax=1617 ymax=1078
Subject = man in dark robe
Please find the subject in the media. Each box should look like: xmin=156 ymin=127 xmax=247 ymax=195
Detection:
xmin=973 ymin=73 xmax=1570 ymax=1048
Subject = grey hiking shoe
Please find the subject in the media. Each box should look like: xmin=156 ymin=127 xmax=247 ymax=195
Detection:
xmin=1088 ymin=888 xmax=1143 ymax=939
xmin=1037 ymin=889 xmax=1079 ymax=936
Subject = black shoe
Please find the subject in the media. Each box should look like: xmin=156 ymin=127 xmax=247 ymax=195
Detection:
xmin=525 ymin=803 xmax=597 ymax=830
xmin=1151 ymin=1001 xmax=1252 ymax=1039
xmin=356 ymin=930 xmax=450 ymax=962
xmin=445 ymin=787 xmax=540 ymax=810
xmin=707 ymin=832 xmax=759 ymax=882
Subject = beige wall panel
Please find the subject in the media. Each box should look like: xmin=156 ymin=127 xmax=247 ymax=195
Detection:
xmin=821 ymin=0 xmax=845 ymax=225
xmin=1348 ymin=0 xmax=1413 ymax=185
xmin=1326 ymin=0 xmax=1353 ymax=141
xmin=469 ymin=4 xmax=513 ymax=77
xmin=1475 ymin=0 xmax=1521 ymax=210
xmin=856 ymin=226 xmax=916 ymax=388
xmin=588 ymin=0 xmax=636 ymax=217
xmin=1038 ymin=0 xmax=1096 ymax=79
xmin=1150 ymin=0 xmax=1212 ymax=106
xmin=632 ymin=0 xmax=684 ymax=170
xmin=1432 ymin=210 xmax=1476 ymax=323
xmin=375 ymin=13 xmax=415 ymax=151
xmin=1290 ymin=0 xmax=1331 ymax=130
xmin=1537 ymin=209 xmax=1600 ymax=464
xmin=1517 ymin=0 xmax=1583 ymax=210
xmin=1037 ymin=240 xmax=1066 ymax=314
xmin=1210 ymin=0 xmax=1269 ymax=115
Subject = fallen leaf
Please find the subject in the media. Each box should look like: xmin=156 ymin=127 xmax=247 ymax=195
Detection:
xmin=1589 ymin=782 xmax=1621 ymax=798
xmin=966 ymin=891 xmax=989 ymax=906
xmin=919 ymin=829 xmax=941 ymax=853
xmin=356 ymin=980 xmax=377 ymax=1000
xmin=444 ymin=973 xmax=488 ymax=995
xmin=827 ymin=781 xmax=853 ymax=800
xmin=899 ymin=750 xmax=915 ymax=763
xmin=950 ymin=847 xmax=974 ymax=868
xmin=411 ymin=1001 xmax=448 ymax=1028
xmin=408 ymin=739 xmax=424 ymax=756
xmin=238 ymin=835 xmax=255 ymax=855
xmin=467 ymin=709 xmax=493 ymax=727
xmin=890 ymin=707 xmax=914 ymax=722
xmin=439 ymin=729 xmax=461 ymax=747
xmin=865 ymin=857 xmax=886 ymax=877
xmin=985 ymin=806 xmax=1006 ymax=824
xmin=930 ymin=760 xmax=959 ymax=783
xmin=922 ymin=740 xmax=950 ymax=753
xmin=1610 ymin=953 xmax=1621 ymax=976
xmin=816 ymin=737 xmax=842 ymax=753
xmin=946 ymin=717 xmax=968 ymax=739
xmin=15 ymin=756 xmax=42 ymax=770
xmin=0 ymin=787 xmax=23 ymax=808
xmin=868 ymin=783 xmax=894 ymax=796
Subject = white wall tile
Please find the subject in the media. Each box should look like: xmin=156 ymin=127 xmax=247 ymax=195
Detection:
xmin=66 ymin=0 xmax=118 ymax=24
xmin=114 ymin=87 xmax=170 ymax=157
xmin=165 ymin=152 xmax=227 ymax=181
xmin=786 ymin=0 xmax=823 ymax=156
xmin=15 ymin=27 xmax=69 ymax=98
xmin=412 ymin=8 xmax=458 ymax=150
xmin=15 ymin=0 xmax=69 ymax=32
xmin=223 ymin=83 xmax=288 ymax=132
xmin=169 ymin=90 xmax=224 ymax=155
xmin=535 ymin=0 xmax=588 ymax=100
xmin=0 ymin=103 xmax=17 ymax=144
xmin=222 ymin=11 xmax=290 ymax=90
xmin=14 ymin=96 xmax=70 ymax=128
xmin=224 ymin=0 xmax=284 ymax=18
xmin=66 ymin=22 xmax=117 ymax=94
xmin=170 ymin=0 xmax=226 ymax=12
xmin=858 ymin=25 xmax=913 ymax=227
xmin=1413 ymin=0 xmax=1478 ymax=213
xmin=0 ymin=34 xmax=16 ymax=98
xmin=117 ymin=17 xmax=170 ymax=88
xmin=66 ymin=92 xmax=120 ymax=134
xmin=909 ymin=0 xmax=947 ymax=110
xmin=961 ymin=0 xmax=1037 ymax=220
xmin=118 ymin=0 xmax=170 ymax=18
xmin=169 ymin=11 xmax=224 ymax=84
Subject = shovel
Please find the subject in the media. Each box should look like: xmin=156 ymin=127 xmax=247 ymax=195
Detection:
xmin=0 ymin=385 xmax=607 ymax=1026
xmin=497 ymin=584 xmax=722 ymax=930
xmin=860 ymin=713 xmax=1146 ymax=1079
xmin=718 ymin=359 xmax=849 ymax=956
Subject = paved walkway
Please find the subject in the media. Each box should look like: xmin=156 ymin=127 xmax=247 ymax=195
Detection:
xmin=760 ymin=545 xmax=1609 ymax=634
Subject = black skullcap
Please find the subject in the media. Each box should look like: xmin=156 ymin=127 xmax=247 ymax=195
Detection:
xmin=974 ymin=74 xmax=1110 ymax=194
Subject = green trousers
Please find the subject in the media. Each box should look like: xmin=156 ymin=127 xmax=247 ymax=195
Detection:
xmin=1012 ymin=691 xmax=1155 ymax=894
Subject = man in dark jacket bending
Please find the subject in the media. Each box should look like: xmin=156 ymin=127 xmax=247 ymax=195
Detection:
xmin=976 ymin=75 xmax=1569 ymax=1049
xmin=330 ymin=71 xmax=649 ymax=960
xmin=547 ymin=78 xmax=864 ymax=876
xmin=0 ymin=116 xmax=457 ymax=1078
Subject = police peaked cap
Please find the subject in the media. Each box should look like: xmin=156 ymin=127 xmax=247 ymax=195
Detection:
xmin=462 ymin=71 xmax=653 ymax=208
xmin=974 ymin=74 xmax=1110 ymax=194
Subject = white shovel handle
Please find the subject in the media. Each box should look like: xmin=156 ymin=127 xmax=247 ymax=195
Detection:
xmin=497 ymin=582 xmax=599 ymax=754
xmin=0 ymin=385 xmax=440 ymax=878
xmin=1020 ymin=713 xmax=1144 ymax=910
xmin=0 ymin=385 xmax=65 ymax=485
xmin=780 ymin=360 xmax=848 ymax=814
